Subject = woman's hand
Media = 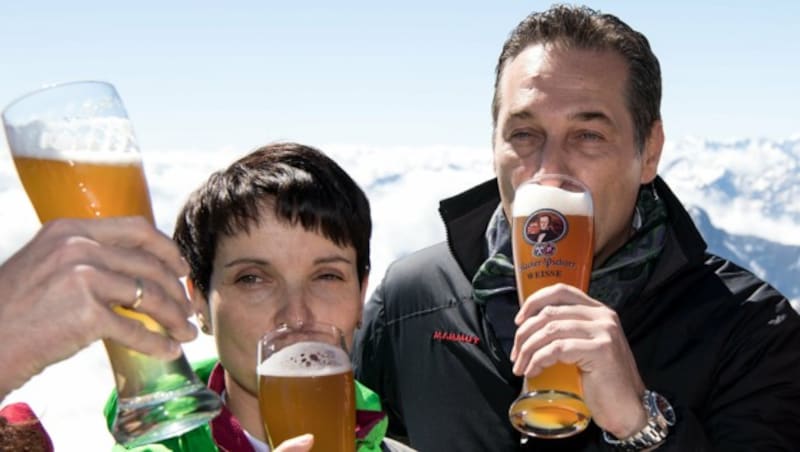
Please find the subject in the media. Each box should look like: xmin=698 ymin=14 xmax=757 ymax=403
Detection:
xmin=274 ymin=434 xmax=314 ymax=452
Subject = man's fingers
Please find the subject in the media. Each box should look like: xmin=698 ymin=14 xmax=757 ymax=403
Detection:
xmin=83 ymin=243 xmax=193 ymax=318
xmin=58 ymin=217 xmax=189 ymax=276
xmin=512 ymin=319 xmax=591 ymax=375
xmin=102 ymin=310 xmax=183 ymax=361
xmin=89 ymin=268 xmax=197 ymax=343
xmin=514 ymin=283 xmax=598 ymax=325
xmin=510 ymin=304 xmax=597 ymax=361
xmin=523 ymin=338 xmax=596 ymax=378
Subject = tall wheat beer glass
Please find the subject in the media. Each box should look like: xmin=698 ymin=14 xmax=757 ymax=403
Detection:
xmin=2 ymin=81 xmax=221 ymax=446
xmin=507 ymin=173 xmax=594 ymax=439
xmin=258 ymin=323 xmax=356 ymax=451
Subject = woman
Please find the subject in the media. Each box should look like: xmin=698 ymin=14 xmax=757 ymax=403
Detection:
xmin=105 ymin=143 xmax=409 ymax=451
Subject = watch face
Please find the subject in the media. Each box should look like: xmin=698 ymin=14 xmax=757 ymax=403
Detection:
xmin=654 ymin=392 xmax=677 ymax=426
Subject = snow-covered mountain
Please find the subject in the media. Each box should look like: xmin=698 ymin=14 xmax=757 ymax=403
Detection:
xmin=660 ymin=136 xmax=800 ymax=245
xmin=659 ymin=136 xmax=800 ymax=305
xmin=688 ymin=206 xmax=799 ymax=303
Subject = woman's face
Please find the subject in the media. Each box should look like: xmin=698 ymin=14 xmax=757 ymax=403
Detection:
xmin=192 ymin=206 xmax=366 ymax=394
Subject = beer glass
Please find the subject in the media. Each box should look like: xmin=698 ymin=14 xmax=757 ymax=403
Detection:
xmin=258 ymin=322 xmax=355 ymax=452
xmin=2 ymin=81 xmax=221 ymax=446
xmin=507 ymin=173 xmax=594 ymax=439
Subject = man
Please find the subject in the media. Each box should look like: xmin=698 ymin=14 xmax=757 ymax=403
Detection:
xmin=533 ymin=214 xmax=559 ymax=243
xmin=352 ymin=5 xmax=800 ymax=451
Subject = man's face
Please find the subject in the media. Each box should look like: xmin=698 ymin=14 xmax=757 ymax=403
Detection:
xmin=539 ymin=215 xmax=550 ymax=231
xmin=493 ymin=44 xmax=662 ymax=265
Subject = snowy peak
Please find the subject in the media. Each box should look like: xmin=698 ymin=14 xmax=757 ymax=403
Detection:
xmin=661 ymin=137 xmax=800 ymax=245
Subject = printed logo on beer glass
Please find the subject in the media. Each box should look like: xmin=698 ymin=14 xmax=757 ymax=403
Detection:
xmin=523 ymin=209 xmax=568 ymax=257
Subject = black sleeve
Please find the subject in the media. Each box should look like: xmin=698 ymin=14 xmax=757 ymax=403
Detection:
xmin=704 ymin=297 xmax=800 ymax=451
xmin=352 ymin=282 xmax=409 ymax=443
xmin=663 ymin=296 xmax=800 ymax=451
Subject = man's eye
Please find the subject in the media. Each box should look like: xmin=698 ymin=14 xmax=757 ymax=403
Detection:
xmin=576 ymin=131 xmax=604 ymax=141
xmin=510 ymin=131 xmax=536 ymax=142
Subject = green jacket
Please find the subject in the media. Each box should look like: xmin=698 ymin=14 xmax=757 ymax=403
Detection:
xmin=104 ymin=357 xmax=388 ymax=452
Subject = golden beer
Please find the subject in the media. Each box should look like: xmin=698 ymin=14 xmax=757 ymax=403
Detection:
xmin=259 ymin=330 xmax=356 ymax=451
xmin=508 ymin=175 xmax=594 ymax=438
xmin=13 ymin=155 xmax=154 ymax=223
xmin=13 ymin=153 xmax=177 ymax=383
xmin=12 ymin=151 xmax=216 ymax=415
xmin=3 ymin=81 xmax=220 ymax=446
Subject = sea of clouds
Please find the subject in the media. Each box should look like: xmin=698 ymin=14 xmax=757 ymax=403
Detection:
xmin=1 ymin=139 xmax=797 ymax=450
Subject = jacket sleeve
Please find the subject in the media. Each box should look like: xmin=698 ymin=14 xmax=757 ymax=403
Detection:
xmin=352 ymin=282 xmax=409 ymax=443
xmin=707 ymin=297 xmax=800 ymax=450
xmin=662 ymin=294 xmax=800 ymax=451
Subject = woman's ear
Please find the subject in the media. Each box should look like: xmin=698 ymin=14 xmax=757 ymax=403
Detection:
xmin=356 ymin=274 xmax=370 ymax=328
xmin=359 ymin=274 xmax=370 ymax=305
xmin=186 ymin=279 xmax=212 ymax=335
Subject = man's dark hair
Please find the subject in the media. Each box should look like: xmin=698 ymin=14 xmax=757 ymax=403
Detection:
xmin=492 ymin=4 xmax=661 ymax=150
xmin=174 ymin=142 xmax=372 ymax=298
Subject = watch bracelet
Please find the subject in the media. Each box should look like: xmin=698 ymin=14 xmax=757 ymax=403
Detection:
xmin=602 ymin=418 xmax=667 ymax=450
xmin=602 ymin=390 xmax=671 ymax=450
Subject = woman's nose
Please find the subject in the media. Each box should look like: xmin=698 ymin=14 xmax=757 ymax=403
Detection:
xmin=275 ymin=291 xmax=315 ymax=328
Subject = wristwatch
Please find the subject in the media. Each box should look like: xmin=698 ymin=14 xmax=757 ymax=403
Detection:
xmin=602 ymin=390 xmax=676 ymax=450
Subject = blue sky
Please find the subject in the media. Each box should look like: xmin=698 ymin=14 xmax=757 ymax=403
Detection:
xmin=2 ymin=1 xmax=798 ymax=152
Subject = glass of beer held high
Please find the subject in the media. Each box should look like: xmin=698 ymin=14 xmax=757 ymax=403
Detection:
xmin=507 ymin=173 xmax=594 ymax=439
xmin=258 ymin=322 xmax=356 ymax=452
xmin=2 ymin=81 xmax=221 ymax=446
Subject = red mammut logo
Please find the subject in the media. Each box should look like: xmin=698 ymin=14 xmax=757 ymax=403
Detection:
xmin=432 ymin=330 xmax=480 ymax=345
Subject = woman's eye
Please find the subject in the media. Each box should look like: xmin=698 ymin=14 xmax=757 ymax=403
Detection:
xmin=235 ymin=274 xmax=262 ymax=284
xmin=318 ymin=273 xmax=344 ymax=281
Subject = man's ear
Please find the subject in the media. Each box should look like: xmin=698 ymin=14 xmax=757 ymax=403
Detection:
xmin=186 ymin=279 xmax=212 ymax=335
xmin=640 ymin=120 xmax=664 ymax=184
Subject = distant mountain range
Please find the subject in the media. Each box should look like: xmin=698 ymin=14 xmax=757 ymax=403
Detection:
xmin=329 ymin=137 xmax=800 ymax=306
xmin=688 ymin=205 xmax=799 ymax=305
xmin=1 ymin=136 xmax=797 ymax=306
xmin=660 ymin=136 xmax=799 ymax=306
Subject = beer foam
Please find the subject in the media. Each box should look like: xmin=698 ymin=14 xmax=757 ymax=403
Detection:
xmin=513 ymin=183 xmax=593 ymax=216
xmin=5 ymin=116 xmax=141 ymax=164
xmin=258 ymin=341 xmax=351 ymax=377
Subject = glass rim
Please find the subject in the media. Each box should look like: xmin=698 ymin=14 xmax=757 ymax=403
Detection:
xmin=2 ymin=80 xmax=118 ymax=120
xmin=260 ymin=321 xmax=344 ymax=342
xmin=526 ymin=173 xmax=591 ymax=192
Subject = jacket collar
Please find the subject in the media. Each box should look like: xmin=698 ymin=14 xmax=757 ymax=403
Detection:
xmin=438 ymin=178 xmax=499 ymax=280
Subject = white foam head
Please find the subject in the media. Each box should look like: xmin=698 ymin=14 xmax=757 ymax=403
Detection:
xmin=513 ymin=182 xmax=593 ymax=217
xmin=258 ymin=341 xmax=351 ymax=377
xmin=5 ymin=116 xmax=141 ymax=164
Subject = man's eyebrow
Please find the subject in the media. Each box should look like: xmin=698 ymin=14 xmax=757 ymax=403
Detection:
xmin=569 ymin=110 xmax=614 ymax=126
xmin=508 ymin=109 xmax=534 ymax=122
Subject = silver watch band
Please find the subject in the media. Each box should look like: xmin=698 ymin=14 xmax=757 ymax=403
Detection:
xmin=602 ymin=390 xmax=675 ymax=450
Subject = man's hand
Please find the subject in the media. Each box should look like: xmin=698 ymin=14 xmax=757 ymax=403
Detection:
xmin=0 ymin=217 xmax=197 ymax=399
xmin=510 ymin=283 xmax=648 ymax=438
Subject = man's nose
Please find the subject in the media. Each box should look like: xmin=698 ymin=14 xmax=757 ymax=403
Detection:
xmin=534 ymin=138 xmax=569 ymax=178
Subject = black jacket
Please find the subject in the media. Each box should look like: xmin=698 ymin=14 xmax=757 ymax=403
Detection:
xmin=352 ymin=177 xmax=800 ymax=451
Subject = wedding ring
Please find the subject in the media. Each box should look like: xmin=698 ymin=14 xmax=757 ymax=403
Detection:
xmin=131 ymin=278 xmax=144 ymax=310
